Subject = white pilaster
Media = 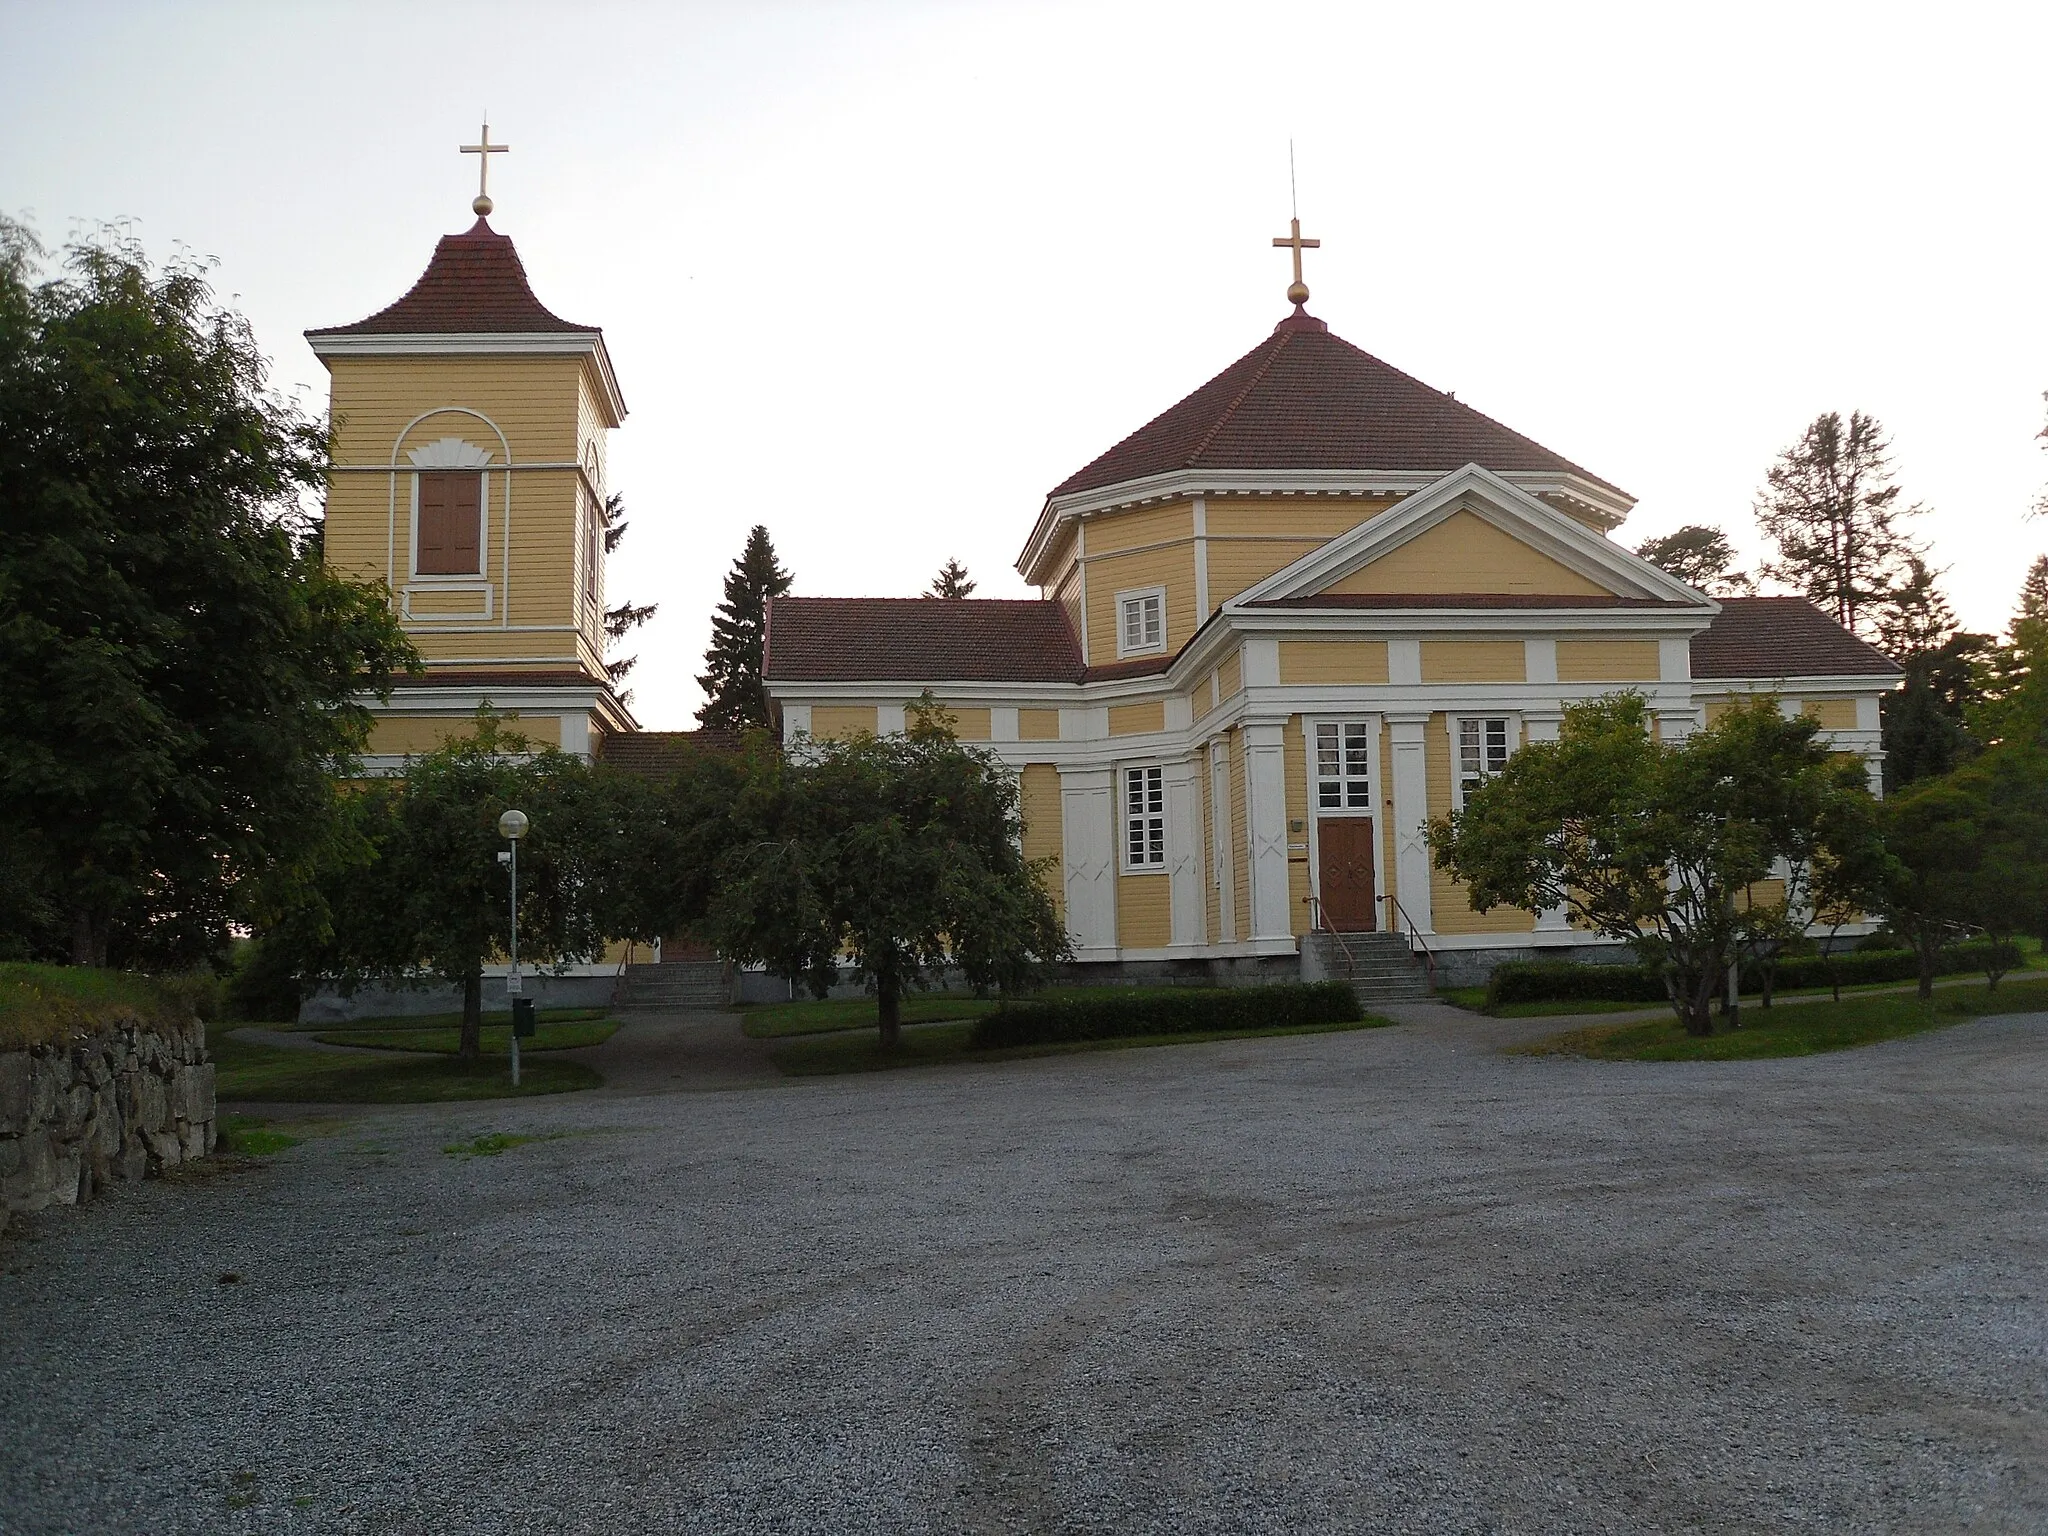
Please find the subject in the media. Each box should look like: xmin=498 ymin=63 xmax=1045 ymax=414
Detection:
xmin=990 ymin=706 xmax=1019 ymax=742
xmin=1659 ymin=635 xmax=1692 ymax=682
xmin=1388 ymin=638 xmax=1422 ymax=687
xmin=1242 ymin=637 xmax=1281 ymax=688
xmin=1244 ymin=721 xmax=1293 ymax=941
xmin=1192 ymin=496 xmax=1211 ymax=620
xmin=1524 ymin=711 xmax=1569 ymax=933
xmin=1061 ymin=705 xmax=1108 ymax=741
xmin=1059 ymin=766 xmax=1117 ymax=959
xmin=558 ymin=711 xmax=592 ymax=760
xmin=782 ymin=702 xmax=812 ymax=742
xmin=1388 ymin=713 xmax=1434 ymax=934
xmin=1165 ymin=756 xmax=1205 ymax=949
xmin=877 ymin=702 xmax=907 ymax=735
xmin=1524 ymin=638 xmax=1558 ymax=685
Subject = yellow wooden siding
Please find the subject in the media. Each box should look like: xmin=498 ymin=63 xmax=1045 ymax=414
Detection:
xmin=1203 ymin=495 xmax=1397 ymax=540
xmin=370 ymin=712 xmax=561 ymax=755
xmin=1219 ymin=650 xmax=1243 ymax=697
xmin=1085 ymin=544 xmax=1198 ymax=663
xmin=1703 ymin=699 xmax=1737 ymax=724
xmin=403 ymin=589 xmax=491 ymax=619
xmin=1739 ymin=879 xmax=1790 ymax=911
xmin=1278 ymin=640 xmax=1391 ymax=685
xmin=1425 ymin=711 xmax=1534 ymax=934
xmin=1321 ymin=510 xmax=1612 ymax=597
xmin=1084 ymin=501 xmax=1194 ymax=554
xmin=808 ymin=705 xmax=877 ymax=738
xmin=1556 ymin=639 xmax=1662 ymax=682
xmin=941 ymin=706 xmax=992 ymax=740
xmin=1228 ymin=729 xmax=1249 ymax=933
xmin=1420 ymin=641 xmax=1526 ymax=684
xmin=1109 ymin=701 xmax=1165 ymax=735
xmin=1054 ymin=563 xmax=1084 ymax=660
xmin=367 ymin=627 xmax=590 ymax=666
xmin=1117 ymin=872 xmax=1172 ymax=948
xmin=1803 ymin=699 xmax=1859 ymax=729
xmin=1204 ymin=538 xmax=1325 ymax=608
xmin=1018 ymin=708 xmax=1061 ymax=741
xmin=326 ymin=356 xmax=585 ymax=465
xmin=1019 ymin=763 xmax=1064 ymax=924
xmin=1285 ymin=718 xmax=1311 ymax=936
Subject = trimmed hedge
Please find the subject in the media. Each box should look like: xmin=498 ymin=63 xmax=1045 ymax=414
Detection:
xmin=1484 ymin=940 xmax=2026 ymax=1010
xmin=970 ymin=982 xmax=1362 ymax=1050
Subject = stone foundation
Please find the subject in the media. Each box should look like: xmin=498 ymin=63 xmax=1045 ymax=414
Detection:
xmin=1 ymin=1015 xmax=215 ymax=1218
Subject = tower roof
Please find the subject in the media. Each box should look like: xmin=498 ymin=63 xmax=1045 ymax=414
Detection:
xmin=1049 ymin=310 xmax=1627 ymax=502
xmin=307 ymin=217 xmax=597 ymax=337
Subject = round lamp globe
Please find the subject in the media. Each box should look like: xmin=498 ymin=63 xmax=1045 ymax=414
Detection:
xmin=498 ymin=809 xmax=529 ymax=841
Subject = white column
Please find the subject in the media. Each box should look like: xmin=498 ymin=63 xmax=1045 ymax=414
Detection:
xmin=1388 ymin=712 xmax=1434 ymax=934
xmin=1244 ymin=722 xmax=1293 ymax=942
xmin=1165 ymin=756 xmax=1205 ymax=949
xmin=1210 ymin=743 xmax=1236 ymax=943
xmin=1059 ymin=766 xmax=1117 ymax=959
xmin=1524 ymin=711 xmax=1569 ymax=934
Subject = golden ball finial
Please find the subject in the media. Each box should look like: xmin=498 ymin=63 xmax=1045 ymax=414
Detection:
xmin=473 ymin=193 xmax=494 ymax=217
xmin=1287 ymin=280 xmax=1309 ymax=306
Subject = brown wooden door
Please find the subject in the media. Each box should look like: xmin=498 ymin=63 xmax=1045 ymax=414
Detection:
xmin=1319 ymin=817 xmax=1378 ymax=932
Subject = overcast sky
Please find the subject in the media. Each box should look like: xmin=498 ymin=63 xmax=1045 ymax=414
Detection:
xmin=6 ymin=1 xmax=2045 ymax=728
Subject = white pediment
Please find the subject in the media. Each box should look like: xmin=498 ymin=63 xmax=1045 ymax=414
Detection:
xmin=1228 ymin=464 xmax=1714 ymax=610
xmin=407 ymin=437 xmax=496 ymax=470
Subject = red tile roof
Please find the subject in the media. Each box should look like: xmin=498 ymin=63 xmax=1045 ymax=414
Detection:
xmin=1691 ymin=597 xmax=1900 ymax=680
xmin=764 ymin=597 xmax=1084 ymax=683
xmin=1249 ymin=593 xmax=1688 ymax=610
xmin=1050 ymin=309 xmax=1627 ymax=500
xmin=307 ymin=218 xmax=597 ymax=336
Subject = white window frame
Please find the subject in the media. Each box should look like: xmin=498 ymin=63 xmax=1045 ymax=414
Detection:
xmin=409 ymin=469 xmax=489 ymax=582
xmin=1447 ymin=713 xmax=1519 ymax=811
xmin=1114 ymin=585 xmax=1167 ymax=659
xmin=1311 ymin=718 xmax=1376 ymax=813
xmin=1122 ymin=762 xmax=1168 ymax=872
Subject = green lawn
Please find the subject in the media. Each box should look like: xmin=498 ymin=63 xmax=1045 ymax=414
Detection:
xmin=1443 ymin=963 xmax=2037 ymax=1019
xmin=297 ymin=1005 xmax=608 ymax=1033
xmin=0 ymin=962 xmax=188 ymax=1048
xmin=312 ymin=1019 xmax=618 ymax=1054
xmin=211 ymin=1026 xmax=600 ymax=1102
xmin=1518 ymin=976 xmax=2048 ymax=1061
xmin=768 ymin=1014 xmax=1392 ymax=1076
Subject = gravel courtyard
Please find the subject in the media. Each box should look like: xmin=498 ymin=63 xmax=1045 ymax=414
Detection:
xmin=3 ymin=1006 xmax=2044 ymax=1534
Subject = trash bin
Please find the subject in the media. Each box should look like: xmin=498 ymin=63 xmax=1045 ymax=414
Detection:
xmin=511 ymin=997 xmax=537 ymax=1039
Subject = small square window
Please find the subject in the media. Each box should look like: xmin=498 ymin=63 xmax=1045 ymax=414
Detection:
xmin=1116 ymin=588 xmax=1166 ymax=657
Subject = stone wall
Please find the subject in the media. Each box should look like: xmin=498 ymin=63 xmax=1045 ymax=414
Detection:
xmin=0 ymin=1014 xmax=215 ymax=1218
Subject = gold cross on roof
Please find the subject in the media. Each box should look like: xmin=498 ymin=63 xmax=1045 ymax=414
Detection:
xmin=461 ymin=120 xmax=510 ymax=217
xmin=1273 ymin=217 xmax=1320 ymax=308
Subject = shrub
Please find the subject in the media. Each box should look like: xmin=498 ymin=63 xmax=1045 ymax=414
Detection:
xmin=970 ymin=982 xmax=1362 ymax=1050
xmin=1483 ymin=941 xmax=2025 ymax=1010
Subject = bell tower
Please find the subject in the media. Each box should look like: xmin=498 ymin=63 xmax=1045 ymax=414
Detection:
xmin=306 ymin=124 xmax=632 ymax=763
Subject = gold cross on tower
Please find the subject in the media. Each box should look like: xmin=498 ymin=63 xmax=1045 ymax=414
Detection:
xmin=461 ymin=120 xmax=510 ymax=217
xmin=1273 ymin=217 xmax=1320 ymax=309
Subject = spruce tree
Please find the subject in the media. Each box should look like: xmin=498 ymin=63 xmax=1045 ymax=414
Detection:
xmin=1874 ymin=555 xmax=1958 ymax=659
xmin=2020 ymin=554 xmax=2048 ymax=624
xmin=599 ymin=491 xmax=658 ymax=694
xmin=1633 ymin=524 xmax=1753 ymax=594
xmin=696 ymin=524 xmax=792 ymax=731
xmin=1754 ymin=410 xmax=1924 ymax=638
xmin=926 ymin=557 xmax=976 ymax=599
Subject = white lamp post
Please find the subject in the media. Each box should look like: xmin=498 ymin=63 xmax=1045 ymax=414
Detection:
xmin=498 ymin=809 xmax=529 ymax=1084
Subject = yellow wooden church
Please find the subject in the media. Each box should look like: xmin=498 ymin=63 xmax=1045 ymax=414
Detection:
xmin=310 ymin=161 xmax=1898 ymax=994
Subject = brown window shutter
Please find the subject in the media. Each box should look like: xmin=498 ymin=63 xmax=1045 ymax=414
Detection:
xmin=417 ymin=472 xmax=483 ymax=575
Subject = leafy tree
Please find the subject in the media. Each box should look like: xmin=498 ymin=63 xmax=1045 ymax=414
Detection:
xmin=1428 ymin=694 xmax=1879 ymax=1036
xmin=926 ymin=557 xmax=977 ymax=599
xmin=696 ymin=524 xmax=792 ymax=732
xmin=1755 ymin=410 xmax=1924 ymax=638
xmin=707 ymin=699 xmax=1068 ymax=1047
xmin=274 ymin=716 xmax=607 ymax=1057
xmin=599 ymin=491 xmax=657 ymax=693
xmin=1881 ymin=631 xmax=1991 ymax=790
xmin=1633 ymin=524 xmax=1753 ymax=595
xmin=0 ymin=218 xmax=415 ymax=968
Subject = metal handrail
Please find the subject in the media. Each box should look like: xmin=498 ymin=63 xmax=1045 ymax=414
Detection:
xmin=1305 ymin=892 xmax=1363 ymax=979
xmin=1380 ymin=893 xmax=1439 ymax=992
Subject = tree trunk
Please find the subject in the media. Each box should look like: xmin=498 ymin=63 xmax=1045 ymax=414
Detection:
xmin=877 ymin=972 xmax=901 ymax=1051
xmin=70 ymin=908 xmax=100 ymax=967
xmin=460 ymin=969 xmax=484 ymax=1060
xmin=1916 ymin=939 xmax=1937 ymax=1003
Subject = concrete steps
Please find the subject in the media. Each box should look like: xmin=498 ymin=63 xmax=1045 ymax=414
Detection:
xmin=1303 ymin=931 xmax=1432 ymax=1004
xmin=612 ymin=960 xmax=732 ymax=1010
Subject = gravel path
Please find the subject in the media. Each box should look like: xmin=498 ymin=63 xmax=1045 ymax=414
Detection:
xmin=3 ymin=1007 xmax=2044 ymax=1533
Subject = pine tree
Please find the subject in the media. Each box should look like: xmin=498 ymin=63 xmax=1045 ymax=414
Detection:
xmin=599 ymin=491 xmax=657 ymax=694
xmin=1633 ymin=524 xmax=1753 ymax=595
xmin=696 ymin=524 xmax=793 ymax=731
xmin=1755 ymin=410 xmax=1924 ymax=638
xmin=1874 ymin=555 xmax=1958 ymax=659
xmin=2020 ymin=554 xmax=2048 ymax=624
xmin=926 ymin=557 xmax=976 ymax=599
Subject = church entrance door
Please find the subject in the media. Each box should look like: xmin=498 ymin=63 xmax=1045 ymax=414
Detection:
xmin=1318 ymin=817 xmax=1378 ymax=932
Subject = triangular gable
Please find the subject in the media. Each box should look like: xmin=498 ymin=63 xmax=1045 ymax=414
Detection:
xmin=1230 ymin=464 xmax=1712 ymax=609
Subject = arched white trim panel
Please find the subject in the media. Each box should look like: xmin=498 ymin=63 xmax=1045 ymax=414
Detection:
xmin=384 ymin=409 xmax=513 ymax=618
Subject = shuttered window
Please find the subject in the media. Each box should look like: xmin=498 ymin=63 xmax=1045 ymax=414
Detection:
xmin=417 ymin=472 xmax=483 ymax=575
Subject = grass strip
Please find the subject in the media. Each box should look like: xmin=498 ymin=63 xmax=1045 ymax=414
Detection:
xmin=442 ymin=1131 xmax=569 ymax=1158
xmin=312 ymin=1020 xmax=618 ymax=1054
xmin=211 ymin=1027 xmax=599 ymax=1102
xmin=769 ymin=1014 xmax=1391 ymax=1076
xmin=295 ymin=1006 xmax=607 ymax=1033
xmin=1517 ymin=976 xmax=2048 ymax=1061
xmin=215 ymin=1115 xmax=303 ymax=1156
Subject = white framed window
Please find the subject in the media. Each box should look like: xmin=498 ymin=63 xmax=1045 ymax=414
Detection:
xmin=1124 ymin=764 xmax=1166 ymax=870
xmin=1314 ymin=721 xmax=1374 ymax=810
xmin=1116 ymin=586 xmax=1166 ymax=657
xmin=1451 ymin=715 xmax=1514 ymax=808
